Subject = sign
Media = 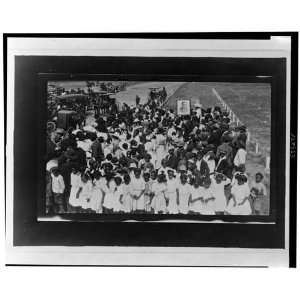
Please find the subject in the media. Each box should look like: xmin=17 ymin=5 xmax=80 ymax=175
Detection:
xmin=177 ymin=99 xmax=191 ymax=115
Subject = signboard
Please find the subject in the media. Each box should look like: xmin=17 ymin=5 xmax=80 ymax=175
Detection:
xmin=177 ymin=99 xmax=191 ymax=115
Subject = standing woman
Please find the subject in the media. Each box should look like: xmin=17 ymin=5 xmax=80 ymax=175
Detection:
xmin=177 ymin=173 xmax=192 ymax=214
xmin=151 ymin=174 xmax=168 ymax=214
xmin=130 ymin=168 xmax=146 ymax=213
xmin=119 ymin=174 xmax=133 ymax=213
xmin=113 ymin=176 xmax=123 ymax=213
xmin=68 ymin=167 xmax=82 ymax=211
xmin=156 ymin=127 xmax=167 ymax=169
xmin=165 ymin=169 xmax=179 ymax=214
xmin=90 ymin=172 xmax=105 ymax=213
xmin=200 ymin=177 xmax=216 ymax=215
xmin=226 ymin=173 xmax=252 ymax=215
xmin=189 ymin=177 xmax=204 ymax=214
xmin=77 ymin=173 xmax=93 ymax=212
xmin=211 ymin=173 xmax=231 ymax=214
xmin=102 ymin=178 xmax=117 ymax=214
xmin=143 ymin=172 xmax=152 ymax=213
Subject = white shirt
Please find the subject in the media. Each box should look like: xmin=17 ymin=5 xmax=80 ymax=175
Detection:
xmin=234 ymin=148 xmax=247 ymax=166
xmin=51 ymin=174 xmax=65 ymax=194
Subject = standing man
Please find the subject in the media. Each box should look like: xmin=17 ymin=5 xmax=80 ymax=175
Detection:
xmin=136 ymin=95 xmax=141 ymax=106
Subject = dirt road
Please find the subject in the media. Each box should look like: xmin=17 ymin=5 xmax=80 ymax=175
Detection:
xmin=115 ymin=81 xmax=185 ymax=107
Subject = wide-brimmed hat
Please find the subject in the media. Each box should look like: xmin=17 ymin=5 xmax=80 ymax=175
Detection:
xmin=129 ymin=162 xmax=137 ymax=169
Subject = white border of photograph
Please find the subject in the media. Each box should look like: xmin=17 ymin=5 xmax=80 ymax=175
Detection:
xmin=6 ymin=37 xmax=291 ymax=266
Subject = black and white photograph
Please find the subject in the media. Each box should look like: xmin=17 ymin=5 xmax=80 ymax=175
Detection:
xmin=45 ymin=80 xmax=271 ymax=218
xmin=4 ymin=33 xmax=297 ymax=268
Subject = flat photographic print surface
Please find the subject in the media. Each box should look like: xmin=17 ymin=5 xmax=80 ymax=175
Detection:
xmin=45 ymin=80 xmax=271 ymax=218
xmin=7 ymin=35 xmax=294 ymax=266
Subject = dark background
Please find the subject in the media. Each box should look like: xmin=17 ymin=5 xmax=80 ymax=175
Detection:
xmin=12 ymin=55 xmax=288 ymax=251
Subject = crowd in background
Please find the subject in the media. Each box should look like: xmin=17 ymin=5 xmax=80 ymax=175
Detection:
xmin=46 ymin=90 xmax=268 ymax=216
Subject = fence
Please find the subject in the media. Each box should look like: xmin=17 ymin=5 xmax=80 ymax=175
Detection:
xmin=212 ymin=88 xmax=270 ymax=172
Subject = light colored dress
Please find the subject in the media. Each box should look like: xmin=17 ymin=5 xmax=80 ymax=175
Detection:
xmin=143 ymin=181 xmax=152 ymax=212
xmin=156 ymin=134 xmax=167 ymax=169
xmin=166 ymin=178 xmax=179 ymax=214
xmin=152 ymin=182 xmax=167 ymax=213
xmin=189 ymin=186 xmax=205 ymax=213
xmin=69 ymin=173 xmax=82 ymax=207
xmin=200 ymin=187 xmax=216 ymax=215
xmin=113 ymin=185 xmax=123 ymax=213
xmin=226 ymin=183 xmax=251 ymax=215
xmin=211 ymin=178 xmax=231 ymax=212
xmin=78 ymin=180 xmax=93 ymax=209
xmin=90 ymin=178 xmax=105 ymax=213
xmin=131 ymin=177 xmax=146 ymax=211
xmin=120 ymin=183 xmax=133 ymax=213
xmin=102 ymin=180 xmax=117 ymax=211
xmin=177 ymin=183 xmax=192 ymax=214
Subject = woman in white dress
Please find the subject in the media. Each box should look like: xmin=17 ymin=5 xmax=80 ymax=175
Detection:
xmin=189 ymin=178 xmax=204 ymax=214
xmin=68 ymin=168 xmax=82 ymax=208
xmin=102 ymin=178 xmax=117 ymax=214
xmin=177 ymin=173 xmax=192 ymax=214
xmin=200 ymin=177 xmax=216 ymax=215
xmin=112 ymin=177 xmax=123 ymax=213
xmin=151 ymin=174 xmax=168 ymax=214
xmin=165 ymin=170 xmax=179 ymax=214
xmin=77 ymin=174 xmax=93 ymax=211
xmin=211 ymin=173 xmax=231 ymax=214
xmin=226 ymin=173 xmax=252 ymax=215
xmin=119 ymin=174 xmax=133 ymax=213
xmin=90 ymin=173 xmax=106 ymax=213
xmin=143 ymin=172 xmax=152 ymax=213
xmin=156 ymin=128 xmax=167 ymax=169
xmin=130 ymin=169 xmax=146 ymax=213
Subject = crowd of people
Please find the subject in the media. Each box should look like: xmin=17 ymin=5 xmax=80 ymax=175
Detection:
xmin=46 ymin=89 xmax=268 ymax=216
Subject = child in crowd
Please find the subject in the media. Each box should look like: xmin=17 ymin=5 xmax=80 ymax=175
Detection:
xmin=249 ymin=187 xmax=260 ymax=215
xmin=251 ymin=172 xmax=267 ymax=196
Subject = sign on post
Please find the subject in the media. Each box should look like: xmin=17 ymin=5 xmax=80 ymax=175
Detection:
xmin=177 ymin=99 xmax=191 ymax=115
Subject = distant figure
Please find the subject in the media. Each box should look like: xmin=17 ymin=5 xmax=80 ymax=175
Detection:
xmin=136 ymin=95 xmax=141 ymax=106
xmin=161 ymin=87 xmax=167 ymax=101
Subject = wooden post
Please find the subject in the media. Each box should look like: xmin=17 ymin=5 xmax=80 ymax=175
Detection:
xmin=265 ymin=155 xmax=270 ymax=170
xmin=247 ymin=132 xmax=251 ymax=142
xmin=255 ymin=142 xmax=259 ymax=154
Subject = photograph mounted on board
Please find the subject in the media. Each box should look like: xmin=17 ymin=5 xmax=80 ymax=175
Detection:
xmin=45 ymin=80 xmax=271 ymax=219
